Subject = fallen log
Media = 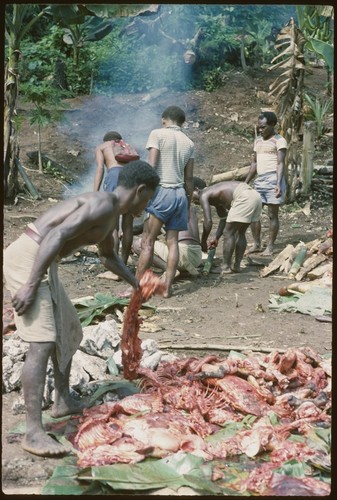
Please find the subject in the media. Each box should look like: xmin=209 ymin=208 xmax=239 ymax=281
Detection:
xmin=307 ymin=238 xmax=324 ymax=256
xmin=210 ymin=165 xmax=250 ymax=184
xmin=295 ymin=254 xmax=328 ymax=281
xmin=141 ymin=87 xmax=168 ymax=104
xmin=159 ymin=343 xmax=286 ymax=354
xmin=313 ymin=165 xmax=333 ymax=175
xmin=16 ymin=158 xmax=42 ymax=200
xmin=307 ymin=262 xmax=332 ymax=280
xmin=260 ymin=244 xmax=294 ymax=277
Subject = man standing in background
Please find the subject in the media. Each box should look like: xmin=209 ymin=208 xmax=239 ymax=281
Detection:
xmin=93 ymin=131 xmax=138 ymax=272
xmin=133 ymin=105 xmax=194 ymax=298
xmin=245 ymin=111 xmax=287 ymax=256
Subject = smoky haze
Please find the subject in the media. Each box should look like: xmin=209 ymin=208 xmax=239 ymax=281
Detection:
xmin=59 ymin=5 xmax=196 ymax=197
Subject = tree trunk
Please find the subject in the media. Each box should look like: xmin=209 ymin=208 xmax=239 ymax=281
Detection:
xmin=4 ymin=55 xmax=20 ymax=202
xmin=53 ymin=59 xmax=68 ymax=90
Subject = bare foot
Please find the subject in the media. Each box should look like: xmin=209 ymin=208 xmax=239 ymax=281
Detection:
xmin=261 ymin=246 xmax=274 ymax=256
xmin=22 ymin=431 xmax=71 ymax=457
xmin=51 ymin=397 xmax=85 ymax=419
xmin=245 ymin=244 xmax=261 ymax=255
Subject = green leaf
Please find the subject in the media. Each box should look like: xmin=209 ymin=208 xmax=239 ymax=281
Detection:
xmin=42 ymin=464 xmax=97 ymax=495
xmin=307 ymin=38 xmax=334 ymax=70
xmin=83 ymin=452 xmax=221 ymax=493
xmin=274 ymin=458 xmax=309 ymax=477
xmin=73 ymin=292 xmax=156 ymax=326
xmin=87 ymin=380 xmax=139 ymax=406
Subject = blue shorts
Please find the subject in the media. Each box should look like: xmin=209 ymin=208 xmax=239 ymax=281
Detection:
xmin=254 ymin=172 xmax=286 ymax=205
xmin=103 ymin=167 xmax=123 ymax=192
xmin=146 ymin=186 xmax=188 ymax=231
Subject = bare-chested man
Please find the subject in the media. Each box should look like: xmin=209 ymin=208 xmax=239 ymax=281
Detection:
xmin=3 ymin=161 xmax=159 ymax=458
xmin=93 ymin=131 xmax=138 ymax=268
xmin=192 ymin=179 xmax=262 ymax=273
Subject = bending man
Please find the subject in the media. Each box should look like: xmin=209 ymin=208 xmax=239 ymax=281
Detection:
xmin=192 ymin=180 xmax=262 ymax=273
xmin=3 ymin=161 xmax=159 ymax=458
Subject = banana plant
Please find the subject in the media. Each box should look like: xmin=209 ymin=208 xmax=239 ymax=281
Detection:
xmin=268 ymin=17 xmax=307 ymax=203
xmin=62 ymin=17 xmax=114 ymax=67
xmin=4 ymin=5 xmax=49 ymax=200
xmin=20 ymin=81 xmax=69 ymax=173
xmin=296 ymin=5 xmax=333 ymax=71
xmin=304 ymin=93 xmax=332 ymax=139
xmin=4 ymin=3 xmax=159 ymax=202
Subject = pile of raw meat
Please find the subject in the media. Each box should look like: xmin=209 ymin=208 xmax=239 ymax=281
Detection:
xmin=72 ymin=345 xmax=331 ymax=495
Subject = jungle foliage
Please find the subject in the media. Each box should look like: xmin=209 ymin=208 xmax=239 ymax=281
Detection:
xmin=4 ymin=4 xmax=333 ymax=202
xmin=16 ymin=4 xmax=298 ymax=95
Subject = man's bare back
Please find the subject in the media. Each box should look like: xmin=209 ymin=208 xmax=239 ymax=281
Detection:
xmin=97 ymin=141 xmax=125 ymax=169
xmin=33 ymin=192 xmax=119 ymax=258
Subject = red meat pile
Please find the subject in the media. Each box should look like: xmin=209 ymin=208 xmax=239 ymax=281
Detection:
xmin=72 ymin=347 xmax=331 ymax=495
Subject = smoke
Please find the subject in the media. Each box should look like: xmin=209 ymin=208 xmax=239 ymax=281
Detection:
xmin=59 ymin=5 xmax=198 ymax=198
xmin=59 ymin=100 xmax=163 ymax=197
xmin=57 ymin=5 xmax=205 ymax=197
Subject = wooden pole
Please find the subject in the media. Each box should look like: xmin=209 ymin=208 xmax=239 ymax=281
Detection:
xmin=158 ymin=343 xmax=286 ymax=354
xmin=301 ymin=121 xmax=316 ymax=195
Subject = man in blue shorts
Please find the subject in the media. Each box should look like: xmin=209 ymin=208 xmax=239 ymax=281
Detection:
xmin=134 ymin=106 xmax=194 ymax=297
xmin=245 ymin=111 xmax=287 ymax=256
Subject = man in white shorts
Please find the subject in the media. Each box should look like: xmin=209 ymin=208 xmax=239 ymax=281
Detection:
xmin=192 ymin=180 xmax=262 ymax=273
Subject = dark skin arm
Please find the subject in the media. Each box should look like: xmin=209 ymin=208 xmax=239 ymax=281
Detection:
xmin=148 ymin=147 xmax=159 ymax=168
xmin=200 ymin=193 xmax=213 ymax=252
xmin=245 ymin=153 xmax=257 ymax=184
xmin=275 ymin=148 xmax=286 ymax=198
xmin=208 ymin=207 xmax=228 ymax=247
xmin=184 ymin=158 xmax=194 ymax=210
xmin=93 ymin=145 xmax=105 ymax=191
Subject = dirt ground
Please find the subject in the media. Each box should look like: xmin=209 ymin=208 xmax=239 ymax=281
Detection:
xmin=2 ymin=67 xmax=333 ymax=494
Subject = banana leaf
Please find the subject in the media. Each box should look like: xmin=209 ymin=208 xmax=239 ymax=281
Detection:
xmin=83 ymin=452 xmax=222 ymax=494
xmin=307 ymin=38 xmax=333 ymax=70
xmin=86 ymin=379 xmax=139 ymax=407
xmin=72 ymin=292 xmax=156 ymax=326
xmin=43 ymin=453 xmax=222 ymax=495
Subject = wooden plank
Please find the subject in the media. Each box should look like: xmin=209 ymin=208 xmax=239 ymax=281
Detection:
xmin=307 ymin=262 xmax=332 ymax=280
xmin=295 ymin=254 xmax=328 ymax=281
xmin=260 ymin=244 xmax=294 ymax=277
